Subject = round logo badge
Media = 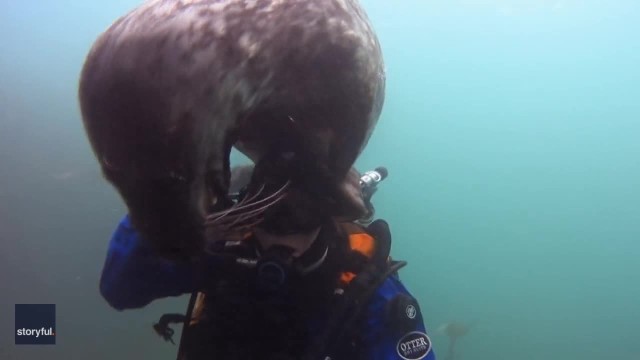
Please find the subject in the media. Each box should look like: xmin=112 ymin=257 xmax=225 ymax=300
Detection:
xmin=396 ymin=331 xmax=431 ymax=360
xmin=405 ymin=304 xmax=417 ymax=319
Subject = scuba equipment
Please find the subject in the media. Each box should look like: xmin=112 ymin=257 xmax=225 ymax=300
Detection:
xmin=254 ymin=232 xmax=330 ymax=293
xmin=154 ymin=313 xmax=187 ymax=344
xmin=304 ymin=219 xmax=405 ymax=360
xmin=356 ymin=166 xmax=388 ymax=226
xmin=360 ymin=166 xmax=388 ymax=199
xmin=256 ymin=245 xmax=295 ymax=293
xmin=153 ymin=165 xmax=396 ymax=360
xmin=160 ymin=219 xmax=402 ymax=360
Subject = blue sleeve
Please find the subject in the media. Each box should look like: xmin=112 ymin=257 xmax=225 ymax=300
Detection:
xmin=99 ymin=215 xmax=199 ymax=310
xmin=361 ymin=275 xmax=437 ymax=360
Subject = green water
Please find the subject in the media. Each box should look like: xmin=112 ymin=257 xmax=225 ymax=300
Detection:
xmin=1 ymin=1 xmax=638 ymax=359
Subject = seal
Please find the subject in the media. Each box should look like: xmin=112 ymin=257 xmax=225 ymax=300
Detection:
xmin=79 ymin=0 xmax=385 ymax=259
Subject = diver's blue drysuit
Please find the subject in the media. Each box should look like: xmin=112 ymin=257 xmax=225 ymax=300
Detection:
xmin=100 ymin=215 xmax=436 ymax=360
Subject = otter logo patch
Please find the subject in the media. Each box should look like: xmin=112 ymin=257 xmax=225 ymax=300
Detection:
xmin=396 ymin=331 xmax=431 ymax=360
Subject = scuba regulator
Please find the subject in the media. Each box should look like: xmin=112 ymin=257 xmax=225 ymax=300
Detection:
xmin=154 ymin=166 xmax=390 ymax=346
xmin=208 ymin=166 xmax=389 ymax=294
xmin=356 ymin=166 xmax=388 ymax=226
xmin=252 ymin=166 xmax=389 ymax=292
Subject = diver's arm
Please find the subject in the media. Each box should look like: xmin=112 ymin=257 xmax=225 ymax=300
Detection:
xmin=99 ymin=215 xmax=199 ymax=310
xmin=362 ymin=276 xmax=437 ymax=360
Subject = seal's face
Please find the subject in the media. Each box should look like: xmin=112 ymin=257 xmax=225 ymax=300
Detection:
xmin=83 ymin=86 xmax=215 ymax=258
xmin=79 ymin=38 xmax=232 ymax=259
xmin=106 ymin=167 xmax=208 ymax=260
xmin=79 ymin=0 xmax=385 ymax=259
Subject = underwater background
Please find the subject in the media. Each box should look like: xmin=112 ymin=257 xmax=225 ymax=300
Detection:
xmin=1 ymin=0 xmax=638 ymax=359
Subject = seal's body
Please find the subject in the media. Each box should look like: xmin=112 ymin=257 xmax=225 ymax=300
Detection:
xmin=79 ymin=0 xmax=385 ymax=258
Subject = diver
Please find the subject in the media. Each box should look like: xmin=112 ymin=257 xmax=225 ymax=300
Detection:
xmin=99 ymin=156 xmax=436 ymax=360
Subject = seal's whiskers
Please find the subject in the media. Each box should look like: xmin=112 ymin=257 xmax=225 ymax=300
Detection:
xmin=204 ymin=181 xmax=290 ymax=233
xmin=205 ymin=184 xmax=266 ymax=223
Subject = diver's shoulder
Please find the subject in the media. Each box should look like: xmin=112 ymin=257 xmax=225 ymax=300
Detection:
xmin=372 ymin=270 xmax=416 ymax=303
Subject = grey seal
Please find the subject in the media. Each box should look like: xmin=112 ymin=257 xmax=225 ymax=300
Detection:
xmin=79 ymin=0 xmax=385 ymax=259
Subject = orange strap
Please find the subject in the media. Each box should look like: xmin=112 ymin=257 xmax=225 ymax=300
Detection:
xmin=339 ymin=224 xmax=376 ymax=285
